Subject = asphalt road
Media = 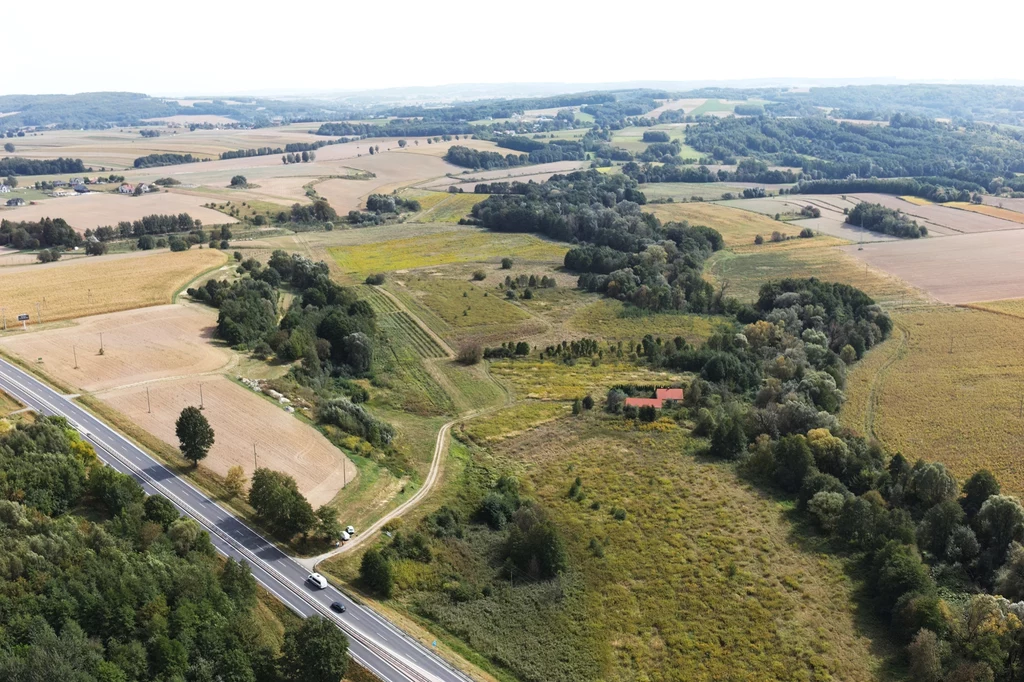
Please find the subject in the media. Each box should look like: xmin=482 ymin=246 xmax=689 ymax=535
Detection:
xmin=0 ymin=358 xmax=470 ymax=682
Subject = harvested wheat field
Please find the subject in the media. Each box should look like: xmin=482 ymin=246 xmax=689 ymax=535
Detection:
xmin=0 ymin=304 xmax=230 ymax=392
xmin=100 ymin=375 xmax=355 ymax=507
xmin=0 ymin=248 xmax=226 ymax=322
xmin=842 ymin=306 xmax=1024 ymax=498
xmin=650 ymin=201 xmax=804 ymax=247
xmin=418 ymin=160 xmax=587 ymax=191
xmin=0 ymin=191 xmax=236 ymax=231
xmin=844 ymin=230 xmax=1024 ymax=304
xmin=315 ymin=152 xmax=461 ymax=214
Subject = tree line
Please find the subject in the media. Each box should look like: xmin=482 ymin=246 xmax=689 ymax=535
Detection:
xmin=133 ymin=152 xmax=200 ymax=168
xmin=85 ymin=212 xmax=201 ymax=242
xmin=0 ymin=156 xmax=86 ymax=176
xmin=0 ymin=415 xmax=350 ymax=681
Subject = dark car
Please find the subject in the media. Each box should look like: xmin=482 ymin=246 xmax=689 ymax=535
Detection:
xmin=331 ymin=601 xmax=346 ymax=613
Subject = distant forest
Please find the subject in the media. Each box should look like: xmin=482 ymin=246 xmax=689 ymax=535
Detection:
xmin=0 ymin=157 xmax=86 ymax=176
xmin=685 ymin=116 xmax=1024 ymax=187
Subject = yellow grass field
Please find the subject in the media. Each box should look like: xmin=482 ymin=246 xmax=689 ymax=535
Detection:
xmin=706 ymin=245 xmax=921 ymax=303
xmin=489 ymin=358 xmax=683 ymax=400
xmin=0 ymin=249 xmax=227 ymax=323
xmin=0 ymin=305 xmax=230 ymax=392
xmin=568 ymin=299 xmax=721 ymax=344
xmin=946 ymin=201 xmax=1024 ymax=225
xmin=461 ymin=400 xmax=571 ymax=444
xmin=968 ymin=298 xmax=1024 ymax=319
xmin=413 ymin=192 xmax=489 ymax=223
xmin=650 ymin=202 xmax=804 ymax=247
xmin=899 ymin=195 xmax=933 ymax=206
xmin=842 ymin=306 xmax=1024 ymax=496
xmin=330 ymin=229 xmax=567 ymax=275
xmin=101 ymin=375 xmax=355 ymax=508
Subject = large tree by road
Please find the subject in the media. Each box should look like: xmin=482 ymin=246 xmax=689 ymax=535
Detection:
xmin=175 ymin=406 xmax=215 ymax=466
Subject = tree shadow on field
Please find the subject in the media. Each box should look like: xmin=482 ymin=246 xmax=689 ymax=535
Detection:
xmin=778 ymin=500 xmax=905 ymax=678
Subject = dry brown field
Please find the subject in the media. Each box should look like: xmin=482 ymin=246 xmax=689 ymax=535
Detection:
xmin=649 ymin=201 xmax=805 ymax=247
xmin=843 ymin=230 xmax=1024 ymax=303
xmin=720 ymin=196 xmax=902 ymax=242
xmin=0 ymin=191 xmax=236 ymax=231
xmin=417 ymin=160 xmax=587 ymax=191
xmin=0 ymin=248 xmax=226 ymax=322
xmin=0 ymin=304 xmax=230 ymax=392
xmin=848 ymin=193 xmax=1023 ymax=234
xmin=982 ymin=196 xmax=1024 ymax=213
xmin=315 ymin=152 xmax=460 ymax=214
xmin=101 ymin=375 xmax=354 ymax=507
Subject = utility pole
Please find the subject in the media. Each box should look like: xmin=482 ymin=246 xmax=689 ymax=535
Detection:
xmin=73 ymin=345 xmax=78 ymax=369
xmin=146 ymin=386 xmax=151 ymax=414
xmin=99 ymin=333 xmax=104 ymax=355
xmin=35 ymin=302 xmax=42 ymax=325
xmin=199 ymin=382 xmax=204 ymax=409
xmin=949 ymin=335 xmax=953 ymax=354
xmin=1 ymin=307 xmax=6 ymax=331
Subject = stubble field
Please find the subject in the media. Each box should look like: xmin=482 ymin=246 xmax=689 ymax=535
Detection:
xmin=0 ymin=248 xmax=227 ymax=322
xmin=101 ymin=374 xmax=355 ymax=507
xmin=0 ymin=304 xmax=230 ymax=392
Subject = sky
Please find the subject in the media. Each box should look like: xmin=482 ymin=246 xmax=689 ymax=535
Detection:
xmin=4 ymin=0 xmax=1023 ymax=97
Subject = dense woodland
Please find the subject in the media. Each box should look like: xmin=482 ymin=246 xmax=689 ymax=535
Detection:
xmin=685 ymin=116 xmax=1024 ymax=187
xmin=0 ymin=416 xmax=349 ymax=681
xmin=471 ymin=170 xmax=720 ymax=312
xmin=0 ymin=217 xmax=82 ymax=249
xmin=0 ymin=157 xmax=86 ymax=176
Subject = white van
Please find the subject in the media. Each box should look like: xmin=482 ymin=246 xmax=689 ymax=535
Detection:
xmin=341 ymin=531 xmax=351 ymax=542
xmin=306 ymin=572 xmax=328 ymax=589
xmin=346 ymin=525 xmax=356 ymax=535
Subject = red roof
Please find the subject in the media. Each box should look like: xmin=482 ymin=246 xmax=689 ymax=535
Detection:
xmin=656 ymin=388 xmax=684 ymax=401
xmin=624 ymin=398 xmax=663 ymax=408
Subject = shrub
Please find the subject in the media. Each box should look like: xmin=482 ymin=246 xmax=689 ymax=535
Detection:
xmin=457 ymin=343 xmax=483 ymax=365
xmin=754 ymin=234 xmax=764 ymax=245
xmin=365 ymin=273 xmax=386 ymax=285
xmin=472 ymin=270 xmax=487 ymax=281
xmin=501 ymin=257 xmax=513 ymax=269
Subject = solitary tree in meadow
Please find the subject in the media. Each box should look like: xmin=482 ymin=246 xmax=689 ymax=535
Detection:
xmin=176 ymin=406 xmax=215 ymax=467
xmin=3 ymin=142 xmax=13 ymax=153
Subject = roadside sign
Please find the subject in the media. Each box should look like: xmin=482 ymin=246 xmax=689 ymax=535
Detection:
xmin=17 ymin=314 xmax=28 ymax=321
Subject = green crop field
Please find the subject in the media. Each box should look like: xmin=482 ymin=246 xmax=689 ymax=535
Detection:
xmin=329 ymin=227 xmax=568 ymax=276
xmin=568 ymin=299 xmax=723 ymax=344
xmin=411 ymin=192 xmax=489 ymax=223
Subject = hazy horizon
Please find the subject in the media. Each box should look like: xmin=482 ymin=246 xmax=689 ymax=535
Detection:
xmin=5 ymin=0 xmax=1022 ymax=97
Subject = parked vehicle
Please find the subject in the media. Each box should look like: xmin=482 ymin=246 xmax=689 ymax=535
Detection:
xmin=341 ymin=531 xmax=351 ymax=541
xmin=346 ymin=525 xmax=356 ymax=535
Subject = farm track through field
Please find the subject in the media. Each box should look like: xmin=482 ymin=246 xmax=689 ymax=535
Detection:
xmin=864 ymin=321 xmax=910 ymax=441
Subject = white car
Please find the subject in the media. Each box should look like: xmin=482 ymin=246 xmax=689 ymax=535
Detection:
xmin=306 ymin=573 xmax=328 ymax=589
xmin=346 ymin=525 xmax=356 ymax=535
xmin=341 ymin=531 xmax=351 ymax=541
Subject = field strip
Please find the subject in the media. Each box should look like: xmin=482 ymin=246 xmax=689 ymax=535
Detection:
xmin=378 ymin=287 xmax=454 ymax=358
xmin=864 ymin=321 xmax=910 ymax=440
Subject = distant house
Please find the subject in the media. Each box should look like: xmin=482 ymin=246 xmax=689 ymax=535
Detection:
xmin=137 ymin=183 xmax=150 ymax=193
xmin=624 ymin=397 xmax=664 ymax=409
xmin=0 ymin=184 xmax=9 ymax=193
xmin=69 ymin=177 xmax=83 ymax=186
xmin=73 ymin=185 xmax=89 ymax=194
xmin=6 ymin=197 xmax=25 ymax=207
xmin=119 ymin=183 xmax=134 ymax=194
xmin=52 ymin=180 xmax=67 ymax=187
xmin=656 ymin=388 xmax=684 ymax=402
xmin=624 ymin=387 xmax=685 ymax=410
